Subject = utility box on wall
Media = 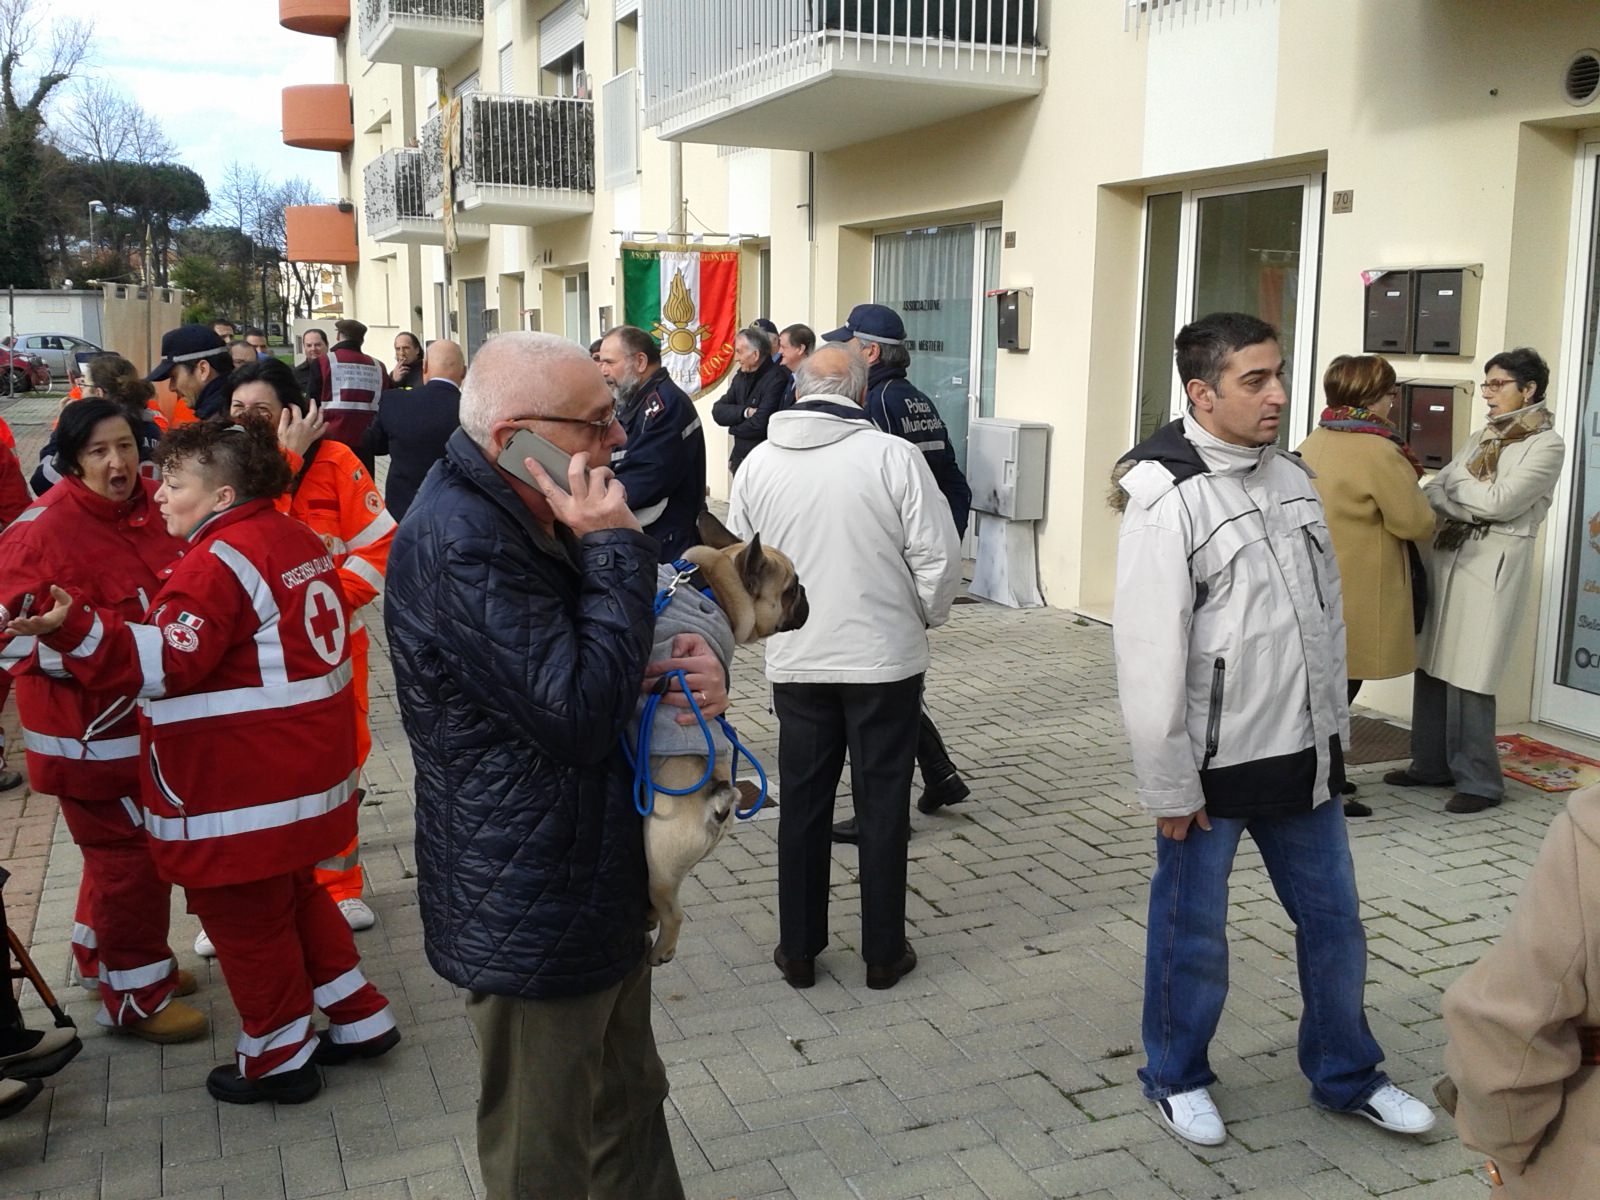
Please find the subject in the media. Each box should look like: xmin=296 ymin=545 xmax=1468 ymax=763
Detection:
xmin=969 ymin=418 xmax=1049 ymax=520
xmin=989 ymin=287 xmax=1032 ymax=351
xmin=1402 ymin=380 xmax=1472 ymax=471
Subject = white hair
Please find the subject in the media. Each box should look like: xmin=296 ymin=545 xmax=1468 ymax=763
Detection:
xmin=459 ymin=332 xmax=595 ymax=448
xmin=794 ymin=343 xmax=868 ymax=404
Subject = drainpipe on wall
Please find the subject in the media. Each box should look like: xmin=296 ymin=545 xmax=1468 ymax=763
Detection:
xmin=667 ymin=141 xmax=684 ymax=239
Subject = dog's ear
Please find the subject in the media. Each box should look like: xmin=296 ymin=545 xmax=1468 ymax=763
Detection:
xmin=736 ymin=533 xmax=766 ymax=594
xmin=696 ymin=509 xmax=741 ymax=550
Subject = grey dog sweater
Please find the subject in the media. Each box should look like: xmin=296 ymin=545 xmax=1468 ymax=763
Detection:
xmin=629 ymin=562 xmax=736 ymax=763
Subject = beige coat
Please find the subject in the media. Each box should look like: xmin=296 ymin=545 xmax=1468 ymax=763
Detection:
xmin=1416 ymin=426 xmax=1565 ymax=695
xmin=1442 ymin=784 xmax=1600 ymax=1197
xmin=1297 ymin=427 xmax=1435 ymax=680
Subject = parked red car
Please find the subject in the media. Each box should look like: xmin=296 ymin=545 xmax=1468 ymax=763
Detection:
xmin=0 ymin=347 xmax=50 ymax=394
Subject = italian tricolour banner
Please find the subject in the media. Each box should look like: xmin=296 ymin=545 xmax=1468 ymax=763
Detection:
xmin=622 ymin=244 xmax=739 ymax=396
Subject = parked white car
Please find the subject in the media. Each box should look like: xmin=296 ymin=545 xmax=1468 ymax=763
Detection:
xmin=2 ymin=334 xmax=104 ymax=381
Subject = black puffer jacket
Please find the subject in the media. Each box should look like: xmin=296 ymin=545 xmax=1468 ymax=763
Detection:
xmin=386 ymin=429 xmax=659 ymax=999
xmin=711 ymin=356 xmax=790 ymax=472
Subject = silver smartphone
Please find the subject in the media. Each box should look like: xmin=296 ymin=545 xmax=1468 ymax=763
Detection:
xmin=499 ymin=428 xmax=583 ymax=494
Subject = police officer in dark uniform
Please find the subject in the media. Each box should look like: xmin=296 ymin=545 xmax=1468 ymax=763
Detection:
xmin=597 ymin=325 xmax=707 ymax=563
xmin=821 ymin=303 xmax=974 ymax=841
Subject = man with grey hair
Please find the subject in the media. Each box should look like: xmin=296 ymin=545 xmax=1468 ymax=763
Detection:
xmin=727 ymin=342 xmax=962 ymax=992
xmin=386 ymin=333 xmax=730 ymax=1199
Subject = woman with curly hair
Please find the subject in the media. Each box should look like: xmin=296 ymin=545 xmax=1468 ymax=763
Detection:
xmin=5 ymin=419 xmax=398 ymax=1105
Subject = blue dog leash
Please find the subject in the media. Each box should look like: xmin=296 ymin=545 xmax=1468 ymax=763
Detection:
xmin=621 ymin=562 xmax=769 ymax=820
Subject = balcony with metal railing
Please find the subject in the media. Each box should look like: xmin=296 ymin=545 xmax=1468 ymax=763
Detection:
xmin=450 ymin=93 xmax=594 ymax=227
xmin=364 ymin=146 xmax=486 ymax=246
xmin=641 ymin=0 xmax=1046 ymax=150
xmin=358 ymin=0 xmax=483 ymax=68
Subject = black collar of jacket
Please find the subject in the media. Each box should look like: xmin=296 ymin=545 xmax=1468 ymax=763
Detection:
xmin=1118 ymin=417 xmax=1208 ymax=483
xmin=442 ymin=427 xmax=582 ymax=569
xmin=790 ymin=399 xmax=873 ymax=423
xmin=867 ymin=361 xmax=908 ymax=391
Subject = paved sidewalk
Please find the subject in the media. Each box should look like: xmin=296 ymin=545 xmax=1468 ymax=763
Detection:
xmin=0 ymin=394 xmax=1557 ymax=1197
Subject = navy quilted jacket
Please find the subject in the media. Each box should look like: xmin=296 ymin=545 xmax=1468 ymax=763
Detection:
xmin=386 ymin=429 xmax=659 ymax=999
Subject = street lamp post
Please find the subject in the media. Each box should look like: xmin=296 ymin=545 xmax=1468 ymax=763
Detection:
xmin=87 ymin=200 xmax=105 ymax=252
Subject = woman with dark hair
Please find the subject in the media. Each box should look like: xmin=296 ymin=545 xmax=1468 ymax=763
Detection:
xmin=0 ymin=398 xmax=206 ymax=1044
xmin=1296 ymin=355 xmax=1435 ymax=816
xmin=5 ymin=419 xmax=398 ymax=1104
xmin=712 ymin=324 xmax=791 ymax=473
xmin=1387 ymin=347 xmax=1566 ymax=813
xmin=30 ymin=353 xmax=164 ymax=496
xmin=389 ymin=331 xmax=424 ymax=389
xmin=222 ymin=356 xmax=394 ymax=936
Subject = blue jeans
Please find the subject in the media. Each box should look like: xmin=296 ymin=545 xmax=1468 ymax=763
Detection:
xmin=1138 ymin=797 xmax=1388 ymax=1110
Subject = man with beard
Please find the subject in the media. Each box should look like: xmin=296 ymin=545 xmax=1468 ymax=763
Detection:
xmin=596 ymin=326 xmax=706 ymax=562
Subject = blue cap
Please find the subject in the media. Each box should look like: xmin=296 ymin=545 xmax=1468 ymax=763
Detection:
xmin=821 ymin=303 xmax=905 ymax=346
xmin=147 ymin=325 xmax=226 ymax=382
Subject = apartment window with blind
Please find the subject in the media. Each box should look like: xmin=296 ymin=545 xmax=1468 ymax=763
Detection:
xmin=498 ymin=42 xmax=515 ymax=94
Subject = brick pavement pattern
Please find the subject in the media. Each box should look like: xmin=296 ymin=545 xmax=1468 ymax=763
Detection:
xmin=0 ymin=394 xmax=1548 ymax=1198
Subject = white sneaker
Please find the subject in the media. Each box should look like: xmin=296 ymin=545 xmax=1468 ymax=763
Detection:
xmin=1353 ymin=1083 xmax=1436 ymax=1135
xmin=1155 ymin=1086 xmax=1227 ymax=1146
xmin=193 ymin=928 xmax=216 ymax=959
xmin=338 ymin=898 xmax=376 ymax=931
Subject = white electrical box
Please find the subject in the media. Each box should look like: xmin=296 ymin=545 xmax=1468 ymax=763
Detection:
xmin=967 ymin=418 xmax=1050 ymax=521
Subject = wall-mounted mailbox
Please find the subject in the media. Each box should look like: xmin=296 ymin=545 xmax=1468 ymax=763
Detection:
xmin=1363 ymin=271 xmax=1413 ymax=354
xmin=989 ymin=287 xmax=1032 ymax=352
xmin=1413 ymin=268 xmax=1480 ymax=357
xmin=1402 ymin=380 xmax=1470 ymax=471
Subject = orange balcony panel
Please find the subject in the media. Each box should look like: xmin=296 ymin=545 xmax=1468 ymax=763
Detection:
xmin=283 ymin=84 xmax=353 ymax=151
xmin=286 ymin=206 xmax=358 ymax=265
xmin=280 ymin=0 xmax=349 ymax=36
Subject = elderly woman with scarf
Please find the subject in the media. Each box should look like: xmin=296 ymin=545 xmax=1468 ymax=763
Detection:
xmin=1386 ymin=347 xmax=1565 ymax=814
xmin=1297 ymin=355 xmax=1436 ymax=817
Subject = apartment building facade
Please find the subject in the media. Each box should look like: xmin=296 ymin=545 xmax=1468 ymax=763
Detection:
xmin=281 ymin=0 xmax=1600 ymax=740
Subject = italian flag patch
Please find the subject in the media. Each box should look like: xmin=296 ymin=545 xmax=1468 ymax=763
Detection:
xmin=621 ymin=244 xmax=740 ymax=396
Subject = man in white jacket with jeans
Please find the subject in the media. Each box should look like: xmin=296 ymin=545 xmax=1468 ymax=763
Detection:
xmin=1111 ymin=312 xmax=1435 ymax=1148
xmin=727 ymin=342 xmax=960 ymax=992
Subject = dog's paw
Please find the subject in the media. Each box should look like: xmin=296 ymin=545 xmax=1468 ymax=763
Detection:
xmin=649 ymin=945 xmax=676 ymax=966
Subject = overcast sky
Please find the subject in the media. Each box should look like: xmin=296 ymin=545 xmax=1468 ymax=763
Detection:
xmin=51 ymin=0 xmax=342 ymax=212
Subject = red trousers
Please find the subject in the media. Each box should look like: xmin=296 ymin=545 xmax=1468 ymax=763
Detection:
xmin=58 ymin=795 xmax=178 ymax=1025
xmin=187 ymin=868 xmax=394 ymax=1078
xmin=315 ymin=629 xmax=369 ymax=903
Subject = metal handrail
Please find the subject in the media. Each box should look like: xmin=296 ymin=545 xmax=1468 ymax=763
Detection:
xmin=457 ymin=92 xmax=595 ymax=196
xmin=358 ymin=0 xmax=484 ymax=59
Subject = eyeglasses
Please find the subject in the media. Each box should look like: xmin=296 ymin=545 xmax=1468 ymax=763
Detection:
xmin=1480 ymin=378 xmax=1519 ymax=394
xmin=509 ymin=409 xmax=618 ymax=434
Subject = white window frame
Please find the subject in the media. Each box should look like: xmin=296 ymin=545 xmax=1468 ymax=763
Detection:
xmin=1130 ymin=173 xmax=1324 ymax=447
xmin=1535 ymin=134 xmax=1600 ymax=735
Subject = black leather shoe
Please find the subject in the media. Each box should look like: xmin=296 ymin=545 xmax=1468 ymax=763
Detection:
xmin=830 ymin=818 xmax=859 ymax=845
xmin=773 ymin=946 xmax=815 ymax=989
xmin=916 ymin=770 xmax=971 ymax=815
xmin=1446 ymin=792 xmax=1502 ymax=814
xmin=866 ymin=943 xmax=917 ymax=991
xmin=1342 ymin=798 xmax=1373 ymax=818
xmin=1382 ymin=769 xmax=1452 ymax=788
xmin=206 ymin=1061 xmax=322 ymax=1105
xmin=313 ymin=1026 xmax=400 ymax=1066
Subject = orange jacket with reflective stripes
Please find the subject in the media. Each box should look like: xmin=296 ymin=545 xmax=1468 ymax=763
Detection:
xmin=278 ymin=439 xmax=394 ymax=616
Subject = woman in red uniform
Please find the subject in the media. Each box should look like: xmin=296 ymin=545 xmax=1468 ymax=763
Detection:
xmin=6 ymin=420 xmax=398 ymax=1104
xmin=0 ymin=398 xmax=206 ymax=1042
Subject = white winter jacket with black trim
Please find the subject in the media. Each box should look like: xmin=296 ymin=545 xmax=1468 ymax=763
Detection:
xmin=1111 ymin=416 xmax=1350 ymax=820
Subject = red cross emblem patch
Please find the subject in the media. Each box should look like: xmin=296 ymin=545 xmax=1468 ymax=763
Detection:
xmin=304 ymin=580 xmax=347 ymax=666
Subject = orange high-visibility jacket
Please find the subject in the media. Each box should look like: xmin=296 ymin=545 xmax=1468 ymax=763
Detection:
xmin=278 ymin=439 xmax=394 ymax=615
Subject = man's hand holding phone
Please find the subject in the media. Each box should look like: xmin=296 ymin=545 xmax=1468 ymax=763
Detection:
xmin=523 ymin=451 xmax=640 ymax=536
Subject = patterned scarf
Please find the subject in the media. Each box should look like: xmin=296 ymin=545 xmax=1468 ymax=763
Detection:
xmin=1317 ymin=405 xmax=1423 ymax=478
xmin=1464 ymin=400 xmax=1553 ymax=482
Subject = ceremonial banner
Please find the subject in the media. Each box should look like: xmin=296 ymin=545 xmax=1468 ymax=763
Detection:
xmin=621 ymin=244 xmax=739 ymax=396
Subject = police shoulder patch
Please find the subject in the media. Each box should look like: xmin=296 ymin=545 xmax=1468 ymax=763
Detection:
xmin=645 ymin=396 xmax=665 ymax=421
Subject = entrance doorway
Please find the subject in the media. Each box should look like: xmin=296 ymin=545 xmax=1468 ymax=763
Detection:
xmin=1538 ymin=138 xmax=1600 ymax=736
xmin=871 ymin=219 xmax=1002 ymax=469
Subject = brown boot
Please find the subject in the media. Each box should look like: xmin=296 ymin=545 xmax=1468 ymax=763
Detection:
xmin=122 ymin=1000 xmax=208 ymax=1044
xmin=174 ymin=969 xmax=198 ymax=997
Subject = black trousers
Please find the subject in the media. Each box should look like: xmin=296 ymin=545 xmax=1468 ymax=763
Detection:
xmin=772 ymin=675 xmax=923 ymax=967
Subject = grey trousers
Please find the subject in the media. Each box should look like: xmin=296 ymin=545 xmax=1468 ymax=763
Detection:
xmin=1407 ymin=670 xmax=1503 ymax=800
xmin=465 ymin=957 xmax=685 ymax=1200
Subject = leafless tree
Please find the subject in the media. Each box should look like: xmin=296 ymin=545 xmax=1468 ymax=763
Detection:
xmin=55 ymin=76 xmax=175 ymax=164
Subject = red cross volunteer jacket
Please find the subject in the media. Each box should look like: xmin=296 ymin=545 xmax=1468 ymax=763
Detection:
xmin=36 ymin=498 xmax=359 ymax=888
xmin=318 ymin=348 xmax=385 ymax=453
xmin=0 ymin=478 xmax=185 ymax=802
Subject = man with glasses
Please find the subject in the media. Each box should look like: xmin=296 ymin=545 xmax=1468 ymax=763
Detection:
xmin=596 ymin=325 xmax=706 ymax=562
xmin=386 ymin=332 xmax=727 ymax=1200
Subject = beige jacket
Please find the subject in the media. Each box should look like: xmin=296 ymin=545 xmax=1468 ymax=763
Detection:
xmin=1297 ymin=427 xmax=1434 ymax=681
xmin=1442 ymin=784 xmax=1600 ymax=1196
xmin=1416 ymin=425 xmax=1564 ymax=694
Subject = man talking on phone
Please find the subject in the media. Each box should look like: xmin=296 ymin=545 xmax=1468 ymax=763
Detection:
xmin=386 ymin=332 xmax=726 ymax=1199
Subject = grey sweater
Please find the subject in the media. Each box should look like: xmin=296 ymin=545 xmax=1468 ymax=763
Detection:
xmin=629 ymin=563 xmax=736 ymax=762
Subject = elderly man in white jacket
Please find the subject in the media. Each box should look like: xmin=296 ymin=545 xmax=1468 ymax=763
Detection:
xmin=727 ymin=342 xmax=960 ymax=993
xmin=1111 ymin=312 xmax=1435 ymax=1149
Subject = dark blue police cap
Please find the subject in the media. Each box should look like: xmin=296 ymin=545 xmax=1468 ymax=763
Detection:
xmin=821 ymin=303 xmax=906 ymax=346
